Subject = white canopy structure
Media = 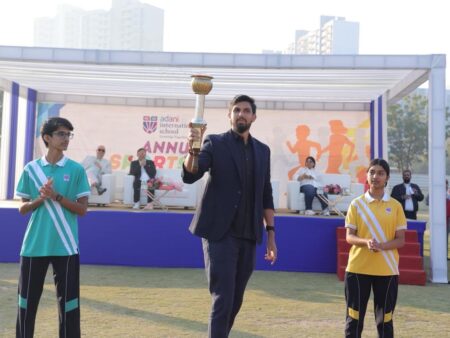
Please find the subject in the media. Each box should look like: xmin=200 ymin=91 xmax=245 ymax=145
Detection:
xmin=0 ymin=46 xmax=446 ymax=282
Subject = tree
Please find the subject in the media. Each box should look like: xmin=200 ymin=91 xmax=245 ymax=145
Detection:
xmin=387 ymin=94 xmax=428 ymax=172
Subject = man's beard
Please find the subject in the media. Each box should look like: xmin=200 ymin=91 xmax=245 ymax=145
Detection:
xmin=403 ymin=178 xmax=411 ymax=184
xmin=236 ymin=122 xmax=250 ymax=133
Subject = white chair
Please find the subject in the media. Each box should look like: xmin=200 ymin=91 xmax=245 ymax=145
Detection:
xmin=271 ymin=180 xmax=280 ymax=210
xmin=287 ymin=174 xmax=364 ymax=213
xmin=112 ymin=171 xmax=126 ymax=202
xmin=87 ymin=174 xmax=116 ymax=206
xmin=123 ymin=168 xmax=199 ymax=209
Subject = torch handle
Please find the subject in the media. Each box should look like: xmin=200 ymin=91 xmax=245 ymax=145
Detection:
xmin=188 ymin=123 xmax=206 ymax=174
xmin=189 ymin=149 xmax=200 ymax=174
xmin=194 ymin=95 xmax=205 ymax=120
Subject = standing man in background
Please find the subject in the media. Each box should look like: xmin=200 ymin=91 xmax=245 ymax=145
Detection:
xmin=129 ymin=148 xmax=156 ymax=209
xmin=15 ymin=117 xmax=90 ymax=337
xmin=182 ymin=94 xmax=277 ymax=338
xmin=391 ymin=169 xmax=424 ymax=219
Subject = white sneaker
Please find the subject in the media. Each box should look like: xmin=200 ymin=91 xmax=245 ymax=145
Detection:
xmin=132 ymin=202 xmax=140 ymax=209
xmin=305 ymin=210 xmax=315 ymax=216
xmin=322 ymin=209 xmax=330 ymax=216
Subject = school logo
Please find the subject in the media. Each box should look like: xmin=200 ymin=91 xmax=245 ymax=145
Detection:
xmin=143 ymin=116 xmax=158 ymax=134
xmin=63 ymin=174 xmax=70 ymax=182
xmin=385 ymin=207 xmax=392 ymax=214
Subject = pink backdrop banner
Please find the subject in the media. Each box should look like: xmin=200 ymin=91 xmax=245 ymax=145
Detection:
xmin=35 ymin=103 xmax=370 ymax=206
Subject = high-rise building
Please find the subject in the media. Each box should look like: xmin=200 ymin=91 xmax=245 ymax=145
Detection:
xmin=34 ymin=0 xmax=164 ymax=51
xmin=293 ymin=16 xmax=359 ymax=55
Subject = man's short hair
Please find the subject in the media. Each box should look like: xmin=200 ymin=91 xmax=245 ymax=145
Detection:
xmin=403 ymin=169 xmax=412 ymax=175
xmin=229 ymin=94 xmax=256 ymax=115
xmin=41 ymin=117 xmax=73 ymax=147
xmin=137 ymin=148 xmax=145 ymax=153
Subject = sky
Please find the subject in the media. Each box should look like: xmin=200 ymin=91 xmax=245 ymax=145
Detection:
xmin=0 ymin=0 xmax=448 ymax=86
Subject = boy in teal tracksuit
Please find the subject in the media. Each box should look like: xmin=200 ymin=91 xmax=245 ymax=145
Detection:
xmin=15 ymin=117 xmax=90 ymax=338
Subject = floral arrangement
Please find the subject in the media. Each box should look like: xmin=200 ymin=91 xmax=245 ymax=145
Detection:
xmin=323 ymin=184 xmax=342 ymax=195
xmin=147 ymin=177 xmax=163 ymax=190
xmin=147 ymin=177 xmax=183 ymax=192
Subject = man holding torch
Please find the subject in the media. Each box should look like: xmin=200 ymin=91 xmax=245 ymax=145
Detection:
xmin=182 ymin=88 xmax=277 ymax=338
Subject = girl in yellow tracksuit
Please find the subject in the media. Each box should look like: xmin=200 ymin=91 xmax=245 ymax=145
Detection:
xmin=344 ymin=158 xmax=407 ymax=338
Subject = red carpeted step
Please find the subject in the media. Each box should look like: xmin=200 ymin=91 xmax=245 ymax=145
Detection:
xmin=337 ymin=252 xmax=349 ymax=274
xmin=338 ymin=251 xmax=349 ymax=262
xmin=398 ymin=242 xmax=421 ymax=256
xmin=399 ymin=255 xmax=423 ymax=270
xmin=336 ymin=226 xmax=346 ymax=238
xmin=338 ymin=253 xmax=424 ymax=272
xmin=337 ymin=266 xmax=426 ymax=285
xmin=336 ymin=227 xmax=426 ymax=286
xmin=404 ymin=230 xmax=418 ymax=242
xmin=338 ymin=239 xmax=351 ymax=251
xmin=399 ymin=269 xmax=427 ymax=286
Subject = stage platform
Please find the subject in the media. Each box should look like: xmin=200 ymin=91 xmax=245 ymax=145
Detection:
xmin=0 ymin=201 xmax=426 ymax=273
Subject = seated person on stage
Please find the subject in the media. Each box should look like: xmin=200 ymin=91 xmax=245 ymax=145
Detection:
xmin=293 ymin=156 xmax=329 ymax=216
xmin=82 ymin=145 xmax=112 ymax=195
xmin=129 ymin=148 xmax=156 ymax=210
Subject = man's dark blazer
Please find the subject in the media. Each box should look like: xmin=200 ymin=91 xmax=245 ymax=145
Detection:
xmin=391 ymin=182 xmax=424 ymax=213
xmin=129 ymin=159 xmax=156 ymax=190
xmin=182 ymin=130 xmax=274 ymax=244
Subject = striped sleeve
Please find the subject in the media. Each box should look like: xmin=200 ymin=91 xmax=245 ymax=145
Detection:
xmin=345 ymin=199 xmax=357 ymax=230
xmin=396 ymin=203 xmax=408 ymax=230
xmin=15 ymin=166 xmax=32 ymax=199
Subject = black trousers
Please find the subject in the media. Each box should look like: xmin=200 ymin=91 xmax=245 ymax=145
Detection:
xmin=300 ymin=184 xmax=328 ymax=210
xmin=132 ymin=180 xmax=153 ymax=203
xmin=345 ymin=272 xmax=398 ymax=338
xmin=16 ymin=255 xmax=81 ymax=338
xmin=202 ymin=234 xmax=256 ymax=338
xmin=404 ymin=210 xmax=417 ymax=220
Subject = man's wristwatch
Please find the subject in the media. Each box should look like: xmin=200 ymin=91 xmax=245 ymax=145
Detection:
xmin=55 ymin=194 xmax=63 ymax=202
xmin=265 ymin=225 xmax=275 ymax=232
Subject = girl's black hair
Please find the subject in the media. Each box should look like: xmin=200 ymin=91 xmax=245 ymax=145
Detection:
xmin=368 ymin=158 xmax=390 ymax=177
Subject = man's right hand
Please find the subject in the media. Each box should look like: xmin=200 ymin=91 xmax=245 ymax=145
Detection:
xmin=187 ymin=122 xmax=204 ymax=149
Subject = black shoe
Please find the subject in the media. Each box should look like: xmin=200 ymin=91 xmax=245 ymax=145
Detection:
xmin=97 ymin=187 xmax=107 ymax=195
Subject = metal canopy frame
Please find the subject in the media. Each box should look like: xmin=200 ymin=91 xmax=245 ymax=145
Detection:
xmin=0 ymin=46 xmax=439 ymax=110
xmin=0 ymin=46 xmax=447 ymax=283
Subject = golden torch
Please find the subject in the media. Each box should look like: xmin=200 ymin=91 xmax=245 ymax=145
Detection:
xmin=189 ymin=74 xmax=213 ymax=173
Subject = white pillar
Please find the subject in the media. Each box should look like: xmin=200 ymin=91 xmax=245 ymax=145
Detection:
xmin=373 ymin=98 xmax=379 ymax=158
xmin=428 ymin=55 xmax=448 ymax=283
xmin=0 ymin=88 xmax=11 ymax=199
xmin=14 ymin=91 xmax=28 ymax=189
xmin=381 ymin=95 xmax=388 ymax=160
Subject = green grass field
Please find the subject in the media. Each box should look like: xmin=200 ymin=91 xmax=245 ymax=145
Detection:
xmin=2 ymin=212 xmax=449 ymax=337
xmin=1 ymin=256 xmax=449 ymax=337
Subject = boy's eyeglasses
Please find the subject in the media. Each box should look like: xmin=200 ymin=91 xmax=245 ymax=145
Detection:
xmin=52 ymin=131 xmax=74 ymax=139
xmin=97 ymin=149 xmax=105 ymax=152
